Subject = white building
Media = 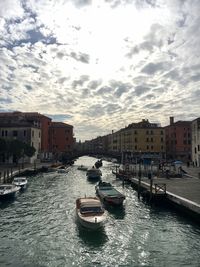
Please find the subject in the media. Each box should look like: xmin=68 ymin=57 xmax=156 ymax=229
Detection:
xmin=191 ymin=118 xmax=200 ymax=167
xmin=0 ymin=119 xmax=41 ymax=164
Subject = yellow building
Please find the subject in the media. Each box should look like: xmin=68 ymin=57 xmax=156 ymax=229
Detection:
xmin=109 ymin=119 xmax=165 ymax=159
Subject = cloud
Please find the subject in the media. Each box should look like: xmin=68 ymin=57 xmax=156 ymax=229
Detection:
xmin=141 ymin=62 xmax=168 ymax=75
xmin=134 ymin=85 xmax=150 ymax=96
xmin=70 ymin=52 xmax=90 ymax=63
xmin=0 ymin=0 xmax=200 ymax=141
xmin=72 ymin=75 xmax=90 ymax=88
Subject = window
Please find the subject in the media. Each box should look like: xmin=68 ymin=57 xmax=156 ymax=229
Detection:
xmin=135 ymin=145 xmax=137 ymax=150
xmin=147 ymin=145 xmax=149 ymax=150
xmin=161 ymin=130 xmax=163 ymax=135
xmin=161 ymin=137 xmax=163 ymax=142
xmin=151 ymin=130 xmax=153 ymax=135
xmin=32 ymin=130 xmax=34 ymax=137
xmin=135 ymin=138 xmax=137 ymax=143
xmin=24 ymin=130 xmax=26 ymax=136
xmin=146 ymin=130 xmax=149 ymax=135
xmin=151 ymin=145 xmax=153 ymax=150
xmin=134 ymin=130 xmax=137 ymax=134
xmin=151 ymin=137 xmax=153 ymax=142
xmin=5 ymin=130 xmax=7 ymax=136
xmin=39 ymin=132 xmax=41 ymax=138
xmin=2 ymin=130 xmax=4 ymax=137
xmin=13 ymin=130 xmax=18 ymax=137
xmin=146 ymin=137 xmax=149 ymax=142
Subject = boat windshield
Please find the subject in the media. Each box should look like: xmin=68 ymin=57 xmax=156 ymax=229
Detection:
xmin=80 ymin=206 xmax=103 ymax=214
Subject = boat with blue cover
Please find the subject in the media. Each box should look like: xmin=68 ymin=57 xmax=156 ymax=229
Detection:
xmin=95 ymin=181 xmax=125 ymax=206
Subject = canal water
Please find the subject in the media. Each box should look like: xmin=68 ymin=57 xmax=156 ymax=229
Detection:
xmin=0 ymin=156 xmax=199 ymax=267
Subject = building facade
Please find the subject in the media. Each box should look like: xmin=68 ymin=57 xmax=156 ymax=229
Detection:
xmin=0 ymin=113 xmax=41 ymax=163
xmin=191 ymin=118 xmax=200 ymax=167
xmin=23 ymin=112 xmax=52 ymax=159
xmin=165 ymin=117 xmax=191 ymax=162
xmin=49 ymin=122 xmax=74 ymax=160
xmin=108 ymin=119 xmax=165 ymax=160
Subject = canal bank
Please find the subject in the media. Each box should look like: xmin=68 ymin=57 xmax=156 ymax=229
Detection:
xmin=127 ymin=176 xmax=200 ymax=225
xmin=0 ymin=162 xmax=53 ymax=184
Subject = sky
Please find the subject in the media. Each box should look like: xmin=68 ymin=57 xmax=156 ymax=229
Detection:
xmin=0 ymin=0 xmax=200 ymax=141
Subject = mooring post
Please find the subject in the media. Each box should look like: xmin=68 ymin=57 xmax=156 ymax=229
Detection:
xmin=138 ymin=158 xmax=142 ymax=199
xmin=150 ymin=176 xmax=153 ymax=202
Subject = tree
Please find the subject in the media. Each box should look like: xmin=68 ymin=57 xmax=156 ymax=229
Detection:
xmin=9 ymin=139 xmax=25 ymax=164
xmin=0 ymin=138 xmax=7 ymax=153
xmin=24 ymin=143 xmax=36 ymax=157
xmin=0 ymin=138 xmax=36 ymax=164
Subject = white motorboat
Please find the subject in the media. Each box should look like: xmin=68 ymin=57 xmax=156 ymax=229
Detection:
xmin=76 ymin=197 xmax=107 ymax=230
xmin=86 ymin=167 xmax=102 ymax=180
xmin=0 ymin=184 xmax=20 ymax=200
xmin=12 ymin=177 xmax=28 ymax=189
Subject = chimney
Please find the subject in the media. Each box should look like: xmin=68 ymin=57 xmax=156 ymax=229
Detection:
xmin=170 ymin=116 xmax=174 ymax=125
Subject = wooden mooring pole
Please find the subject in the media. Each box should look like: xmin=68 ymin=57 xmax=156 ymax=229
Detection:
xmin=149 ymin=177 xmax=153 ymax=203
xmin=138 ymin=164 xmax=142 ymax=199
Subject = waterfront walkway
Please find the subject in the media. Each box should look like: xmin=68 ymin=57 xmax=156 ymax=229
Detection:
xmin=0 ymin=162 xmax=51 ymax=183
xmin=128 ymin=166 xmax=200 ymax=223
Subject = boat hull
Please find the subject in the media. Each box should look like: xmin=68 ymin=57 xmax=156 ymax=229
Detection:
xmin=76 ymin=211 xmax=105 ymax=230
xmin=76 ymin=197 xmax=106 ymax=230
xmin=96 ymin=190 xmax=125 ymax=206
xmin=0 ymin=185 xmax=19 ymax=200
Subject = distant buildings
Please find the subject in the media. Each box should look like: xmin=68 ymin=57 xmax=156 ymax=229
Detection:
xmin=0 ymin=111 xmax=199 ymax=166
xmin=78 ymin=117 xmax=199 ymax=164
xmin=0 ymin=111 xmax=75 ymax=164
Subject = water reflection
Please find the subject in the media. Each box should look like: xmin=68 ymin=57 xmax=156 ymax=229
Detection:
xmin=76 ymin=223 xmax=108 ymax=247
xmin=0 ymin=197 xmax=16 ymax=209
xmin=105 ymin=205 xmax=126 ymax=220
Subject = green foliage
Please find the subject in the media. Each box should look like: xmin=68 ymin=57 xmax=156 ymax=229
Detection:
xmin=0 ymin=138 xmax=7 ymax=153
xmin=0 ymin=138 xmax=36 ymax=160
xmin=24 ymin=143 xmax=36 ymax=157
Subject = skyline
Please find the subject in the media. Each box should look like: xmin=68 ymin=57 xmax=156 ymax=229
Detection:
xmin=0 ymin=0 xmax=200 ymax=141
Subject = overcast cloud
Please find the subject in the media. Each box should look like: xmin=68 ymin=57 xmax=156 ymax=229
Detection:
xmin=0 ymin=0 xmax=200 ymax=141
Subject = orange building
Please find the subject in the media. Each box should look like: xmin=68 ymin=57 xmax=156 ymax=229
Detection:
xmin=165 ymin=117 xmax=191 ymax=162
xmin=49 ymin=122 xmax=74 ymax=156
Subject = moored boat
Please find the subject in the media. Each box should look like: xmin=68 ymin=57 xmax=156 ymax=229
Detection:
xmin=0 ymin=184 xmax=20 ymax=200
xmin=86 ymin=167 xmax=102 ymax=180
xmin=76 ymin=197 xmax=107 ymax=230
xmin=12 ymin=177 xmax=28 ymax=189
xmin=95 ymin=181 xmax=125 ymax=206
